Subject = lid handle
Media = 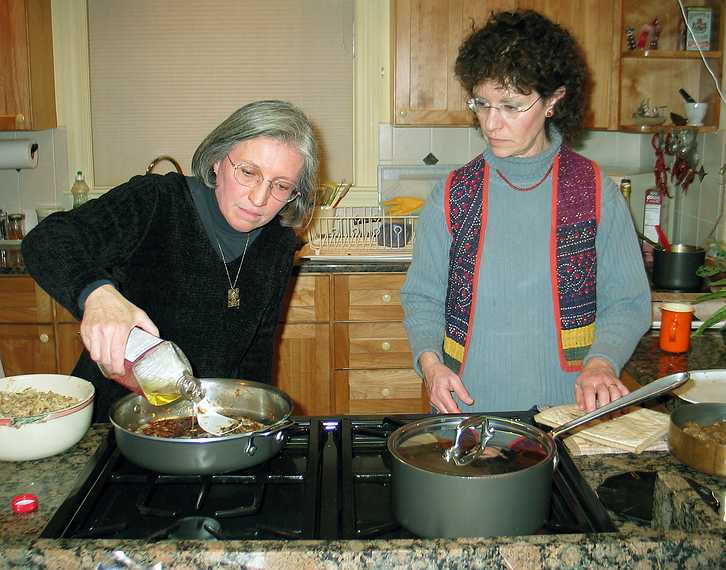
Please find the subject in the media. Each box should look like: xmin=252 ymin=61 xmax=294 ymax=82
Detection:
xmin=442 ymin=415 xmax=496 ymax=466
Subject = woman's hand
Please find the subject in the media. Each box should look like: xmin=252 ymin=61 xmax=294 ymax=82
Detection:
xmin=80 ymin=284 xmax=159 ymax=378
xmin=419 ymin=352 xmax=474 ymax=413
xmin=574 ymin=357 xmax=629 ymax=412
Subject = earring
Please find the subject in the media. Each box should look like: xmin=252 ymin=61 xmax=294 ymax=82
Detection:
xmin=545 ymin=109 xmax=554 ymax=118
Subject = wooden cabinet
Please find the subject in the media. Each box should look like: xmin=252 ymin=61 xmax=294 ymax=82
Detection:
xmin=332 ymin=274 xmax=428 ymax=414
xmin=0 ymin=0 xmax=57 ymax=131
xmin=0 ymin=276 xmax=56 ymax=375
xmin=2 ymin=272 xmax=425 ymax=416
xmin=618 ymin=0 xmax=722 ymax=132
xmin=393 ymin=0 xmax=619 ymax=129
xmin=273 ymin=274 xmax=332 ymax=416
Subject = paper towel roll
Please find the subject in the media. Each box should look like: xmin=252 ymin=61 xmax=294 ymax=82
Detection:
xmin=0 ymin=140 xmax=38 ymax=170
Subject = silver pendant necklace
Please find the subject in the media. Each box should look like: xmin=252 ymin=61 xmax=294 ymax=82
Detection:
xmin=216 ymin=234 xmax=250 ymax=308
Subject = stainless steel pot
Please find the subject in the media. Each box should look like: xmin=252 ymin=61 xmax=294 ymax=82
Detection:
xmin=109 ymin=378 xmax=294 ymax=474
xmin=387 ymin=372 xmax=689 ymax=538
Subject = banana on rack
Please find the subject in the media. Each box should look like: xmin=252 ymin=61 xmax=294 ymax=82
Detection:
xmin=382 ymin=196 xmax=425 ymax=216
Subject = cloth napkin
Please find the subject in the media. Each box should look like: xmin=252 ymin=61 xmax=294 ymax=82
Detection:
xmin=534 ymin=404 xmax=670 ymax=456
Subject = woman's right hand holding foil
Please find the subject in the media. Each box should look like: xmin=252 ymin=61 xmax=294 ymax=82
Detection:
xmin=81 ymin=284 xmax=159 ymax=378
xmin=419 ymin=351 xmax=474 ymax=413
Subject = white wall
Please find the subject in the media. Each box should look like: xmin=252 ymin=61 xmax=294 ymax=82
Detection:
xmin=0 ymin=129 xmax=71 ymax=234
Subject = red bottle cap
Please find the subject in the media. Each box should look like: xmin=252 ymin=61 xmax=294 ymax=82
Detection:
xmin=11 ymin=494 xmax=38 ymax=514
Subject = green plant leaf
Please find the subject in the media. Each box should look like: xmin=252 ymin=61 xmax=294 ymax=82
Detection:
xmin=693 ymin=290 xmax=726 ymax=303
xmin=692 ymin=305 xmax=726 ymax=336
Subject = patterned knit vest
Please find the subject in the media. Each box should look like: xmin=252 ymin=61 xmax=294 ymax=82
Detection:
xmin=442 ymin=145 xmax=601 ymax=374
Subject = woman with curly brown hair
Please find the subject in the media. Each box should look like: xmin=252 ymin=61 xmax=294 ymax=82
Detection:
xmin=401 ymin=10 xmax=651 ymax=414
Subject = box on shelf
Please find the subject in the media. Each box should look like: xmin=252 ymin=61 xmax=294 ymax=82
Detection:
xmin=685 ymin=7 xmax=712 ymax=51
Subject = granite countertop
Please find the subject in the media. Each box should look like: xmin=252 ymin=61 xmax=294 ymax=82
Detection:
xmin=1 ymin=311 xmax=725 ymax=567
xmin=2 ymin=413 xmax=725 ymax=567
xmin=624 ymin=330 xmax=725 ymax=387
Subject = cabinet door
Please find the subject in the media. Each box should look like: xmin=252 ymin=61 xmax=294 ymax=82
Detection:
xmin=335 ymin=369 xmax=428 ymax=414
xmin=0 ymin=323 xmax=56 ymax=375
xmin=394 ymin=0 xmax=500 ymax=125
xmin=57 ymin=322 xmax=83 ymax=375
xmin=394 ymin=0 xmax=618 ymax=129
xmin=279 ymin=274 xmax=330 ymax=323
xmin=522 ymin=0 xmax=619 ymax=129
xmin=273 ymin=273 xmax=332 ymax=415
xmin=0 ymin=0 xmax=57 ymax=130
xmin=274 ymin=322 xmax=331 ymax=416
xmin=0 ymin=276 xmax=53 ymax=323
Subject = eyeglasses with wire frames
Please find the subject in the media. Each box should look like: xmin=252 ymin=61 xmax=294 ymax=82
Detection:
xmin=466 ymin=96 xmax=542 ymax=120
xmin=226 ymin=154 xmax=299 ymax=203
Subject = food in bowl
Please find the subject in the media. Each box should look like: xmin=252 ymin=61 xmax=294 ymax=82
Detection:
xmin=136 ymin=415 xmax=265 ymax=438
xmin=683 ymin=419 xmax=726 ymax=444
xmin=0 ymin=388 xmax=80 ymax=418
xmin=0 ymin=374 xmax=94 ymax=461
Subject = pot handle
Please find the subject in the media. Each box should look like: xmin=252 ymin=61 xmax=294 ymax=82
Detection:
xmin=550 ymin=372 xmax=689 ymax=439
xmin=254 ymin=417 xmax=295 ymax=437
xmin=243 ymin=418 xmax=296 ymax=456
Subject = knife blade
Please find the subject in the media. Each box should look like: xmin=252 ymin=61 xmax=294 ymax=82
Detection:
xmin=684 ymin=477 xmax=720 ymax=514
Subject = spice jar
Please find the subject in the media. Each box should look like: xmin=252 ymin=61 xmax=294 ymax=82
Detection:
xmin=6 ymin=213 xmax=25 ymax=240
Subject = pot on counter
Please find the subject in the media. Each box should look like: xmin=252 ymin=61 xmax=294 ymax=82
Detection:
xmin=652 ymin=244 xmax=705 ymax=292
xmin=387 ymin=372 xmax=689 ymax=538
xmin=109 ymin=378 xmax=294 ymax=474
xmin=669 ymin=402 xmax=726 ymax=477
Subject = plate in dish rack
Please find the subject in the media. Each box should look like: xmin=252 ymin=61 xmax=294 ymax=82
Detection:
xmin=673 ymin=370 xmax=726 ymax=404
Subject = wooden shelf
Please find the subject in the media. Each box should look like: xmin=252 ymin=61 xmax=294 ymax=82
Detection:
xmin=622 ymin=50 xmax=721 ymax=59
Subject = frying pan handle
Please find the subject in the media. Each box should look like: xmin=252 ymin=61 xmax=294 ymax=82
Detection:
xmin=243 ymin=418 xmax=296 ymax=456
xmin=254 ymin=418 xmax=295 ymax=437
xmin=551 ymin=372 xmax=690 ymax=439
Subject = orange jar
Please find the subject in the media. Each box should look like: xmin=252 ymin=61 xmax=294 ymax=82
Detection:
xmin=658 ymin=303 xmax=694 ymax=353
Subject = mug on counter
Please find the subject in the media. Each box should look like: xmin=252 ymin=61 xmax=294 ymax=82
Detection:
xmin=659 ymin=302 xmax=694 ymax=353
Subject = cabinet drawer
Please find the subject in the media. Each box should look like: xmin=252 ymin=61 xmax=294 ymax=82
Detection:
xmin=334 ymin=274 xmax=406 ymax=321
xmin=335 ymin=369 xmax=427 ymax=414
xmin=281 ymin=274 xmax=330 ymax=323
xmin=334 ymin=322 xmax=412 ymax=369
xmin=0 ymin=277 xmax=53 ymax=323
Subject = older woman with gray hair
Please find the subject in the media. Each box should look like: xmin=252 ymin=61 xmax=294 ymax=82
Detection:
xmin=22 ymin=100 xmax=319 ymax=421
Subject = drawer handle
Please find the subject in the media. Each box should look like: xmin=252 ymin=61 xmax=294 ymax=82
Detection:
xmin=382 ymin=293 xmax=391 ymax=303
xmin=381 ymin=387 xmax=391 ymax=397
xmin=39 ymin=333 xmax=49 ymax=344
xmin=381 ymin=341 xmax=391 ymax=351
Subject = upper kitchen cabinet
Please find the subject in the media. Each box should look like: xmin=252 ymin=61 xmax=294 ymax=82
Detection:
xmin=392 ymin=0 xmax=618 ymax=129
xmin=0 ymin=0 xmax=57 ymax=131
xmin=619 ymin=0 xmax=723 ymax=132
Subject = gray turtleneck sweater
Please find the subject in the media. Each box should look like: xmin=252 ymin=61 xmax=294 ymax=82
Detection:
xmin=400 ymin=130 xmax=651 ymax=412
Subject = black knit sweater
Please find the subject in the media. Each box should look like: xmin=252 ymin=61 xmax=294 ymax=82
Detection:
xmin=21 ymin=173 xmax=298 ymax=421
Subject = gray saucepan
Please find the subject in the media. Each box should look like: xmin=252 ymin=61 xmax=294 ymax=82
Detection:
xmin=387 ymin=372 xmax=689 ymax=538
xmin=109 ymin=378 xmax=295 ymax=474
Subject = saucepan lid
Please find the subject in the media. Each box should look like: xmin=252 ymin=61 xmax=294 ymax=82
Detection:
xmin=387 ymin=414 xmax=555 ymax=477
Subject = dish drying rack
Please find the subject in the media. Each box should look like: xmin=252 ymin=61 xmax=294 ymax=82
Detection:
xmin=301 ymin=207 xmax=418 ymax=260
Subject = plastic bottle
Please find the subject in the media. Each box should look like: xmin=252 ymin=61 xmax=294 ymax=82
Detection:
xmin=101 ymin=327 xmax=205 ymax=406
xmin=70 ymin=170 xmax=90 ymax=208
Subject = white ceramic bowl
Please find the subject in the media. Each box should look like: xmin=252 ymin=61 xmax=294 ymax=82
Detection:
xmin=0 ymin=374 xmax=94 ymax=461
